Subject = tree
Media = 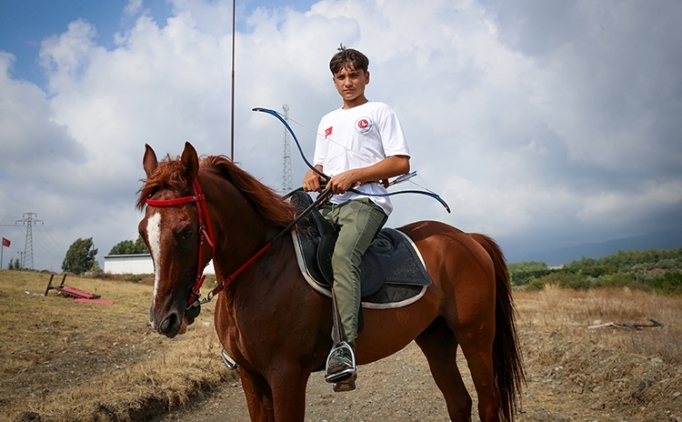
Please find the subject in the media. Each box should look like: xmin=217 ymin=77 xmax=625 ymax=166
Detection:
xmin=109 ymin=235 xmax=149 ymax=255
xmin=62 ymin=237 xmax=98 ymax=274
xmin=8 ymin=258 xmax=21 ymax=270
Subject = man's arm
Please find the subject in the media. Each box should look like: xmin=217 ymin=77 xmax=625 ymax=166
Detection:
xmin=326 ymin=155 xmax=410 ymax=195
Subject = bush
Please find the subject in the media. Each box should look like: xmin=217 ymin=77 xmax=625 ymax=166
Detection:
xmin=650 ymin=271 xmax=682 ymax=295
xmin=541 ymin=271 xmax=592 ymax=290
xmin=525 ymin=278 xmax=547 ymax=291
xmin=598 ymin=273 xmax=634 ymax=288
xmin=510 ymin=269 xmax=553 ymax=286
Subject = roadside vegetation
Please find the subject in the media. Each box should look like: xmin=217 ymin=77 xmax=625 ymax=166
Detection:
xmin=509 ymin=247 xmax=682 ymax=294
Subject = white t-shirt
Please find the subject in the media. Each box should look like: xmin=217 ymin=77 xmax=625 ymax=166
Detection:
xmin=313 ymin=101 xmax=410 ymax=216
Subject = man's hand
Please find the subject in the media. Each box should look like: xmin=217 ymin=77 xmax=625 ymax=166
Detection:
xmin=326 ymin=170 xmax=361 ymax=194
xmin=302 ymin=167 xmax=325 ymax=193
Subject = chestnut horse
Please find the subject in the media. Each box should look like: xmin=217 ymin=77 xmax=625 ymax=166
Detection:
xmin=137 ymin=142 xmax=524 ymax=422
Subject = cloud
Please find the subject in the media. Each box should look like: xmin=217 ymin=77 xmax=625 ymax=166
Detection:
xmin=124 ymin=0 xmax=143 ymax=17
xmin=1 ymin=0 xmax=681 ymax=270
xmin=0 ymin=53 xmax=85 ymax=180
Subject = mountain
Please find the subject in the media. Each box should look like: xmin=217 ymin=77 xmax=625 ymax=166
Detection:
xmin=516 ymin=229 xmax=682 ymax=265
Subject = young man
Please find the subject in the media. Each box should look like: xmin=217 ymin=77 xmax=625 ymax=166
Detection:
xmin=302 ymin=45 xmax=411 ymax=390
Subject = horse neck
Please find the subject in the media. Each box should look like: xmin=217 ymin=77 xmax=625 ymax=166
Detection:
xmin=203 ymin=172 xmax=280 ymax=277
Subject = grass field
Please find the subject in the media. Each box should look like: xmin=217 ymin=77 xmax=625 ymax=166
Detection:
xmin=1 ymin=271 xmax=681 ymax=421
xmin=1 ymin=270 xmax=236 ymax=422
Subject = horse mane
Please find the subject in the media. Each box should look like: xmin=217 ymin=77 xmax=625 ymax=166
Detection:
xmin=137 ymin=154 xmax=295 ymax=228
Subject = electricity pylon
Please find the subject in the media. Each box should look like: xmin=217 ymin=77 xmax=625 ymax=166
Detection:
xmin=16 ymin=212 xmax=42 ymax=269
xmin=281 ymin=104 xmax=293 ymax=194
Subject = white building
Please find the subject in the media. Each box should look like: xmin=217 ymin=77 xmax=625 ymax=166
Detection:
xmin=103 ymin=254 xmax=215 ymax=275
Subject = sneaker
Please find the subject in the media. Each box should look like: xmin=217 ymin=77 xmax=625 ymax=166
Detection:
xmin=325 ymin=343 xmax=356 ymax=383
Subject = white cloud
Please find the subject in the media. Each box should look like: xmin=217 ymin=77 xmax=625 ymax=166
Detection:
xmin=1 ymin=0 xmax=681 ymax=270
xmin=578 ymin=180 xmax=682 ymax=225
xmin=124 ymin=0 xmax=143 ymax=17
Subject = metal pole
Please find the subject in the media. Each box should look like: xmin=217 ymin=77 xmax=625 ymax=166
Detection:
xmin=230 ymin=0 xmax=236 ymax=160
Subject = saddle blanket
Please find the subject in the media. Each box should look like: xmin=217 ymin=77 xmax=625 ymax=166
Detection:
xmin=291 ymin=226 xmax=433 ymax=309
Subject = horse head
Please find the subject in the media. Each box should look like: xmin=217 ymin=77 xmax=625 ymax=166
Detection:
xmin=137 ymin=142 xmax=209 ymax=338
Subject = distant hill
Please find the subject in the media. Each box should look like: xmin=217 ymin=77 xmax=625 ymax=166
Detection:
xmin=517 ymin=229 xmax=682 ymax=265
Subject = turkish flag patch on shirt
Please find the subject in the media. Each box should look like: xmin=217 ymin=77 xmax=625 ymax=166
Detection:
xmin=324 ymin=126 xmax=333 ymax=138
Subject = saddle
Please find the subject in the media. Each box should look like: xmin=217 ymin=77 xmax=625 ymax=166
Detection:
xmin=290 ymin=191 xmax=432 ymax=309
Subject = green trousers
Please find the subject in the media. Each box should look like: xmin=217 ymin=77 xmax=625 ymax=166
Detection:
xmin=319 ymin=198 xmax=387 ymax=349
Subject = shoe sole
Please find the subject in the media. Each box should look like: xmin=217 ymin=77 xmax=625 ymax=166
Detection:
xmin=333 ymin=380 xmax=356 ymax=392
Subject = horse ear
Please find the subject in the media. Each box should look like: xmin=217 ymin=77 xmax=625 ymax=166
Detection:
xmin=181 ymin=142 xmax=199 ymax=181
xmin=143 ymin=144 xmax=158 ymax=178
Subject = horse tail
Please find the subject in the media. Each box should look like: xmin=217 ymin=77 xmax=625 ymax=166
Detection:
xmin=469 ymin=233 xmax=525 ymax=422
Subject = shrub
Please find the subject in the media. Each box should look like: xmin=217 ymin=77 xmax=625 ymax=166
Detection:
xmin=525 ymin=278 xmax=547 ymax=291
xmin=598 ymin=273 xmax=634 ymax=288
xmin=541 ymin=271 xmax=591 ymax=290
xmin=650 ymin=271 xmax=682 ymax=295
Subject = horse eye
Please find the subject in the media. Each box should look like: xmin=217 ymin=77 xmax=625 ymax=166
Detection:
xmin=179 ymin=228 xmax=193 ymax=240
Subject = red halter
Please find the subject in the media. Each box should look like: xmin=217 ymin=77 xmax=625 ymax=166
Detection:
xmin=145 ymin=179 xmax=274 ymax=309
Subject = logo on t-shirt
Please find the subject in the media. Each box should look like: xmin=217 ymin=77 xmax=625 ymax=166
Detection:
xmin=324 ymin=126 xmax=333 ymax=138
xmin=355 ymin=117 xmax=373 ymax=134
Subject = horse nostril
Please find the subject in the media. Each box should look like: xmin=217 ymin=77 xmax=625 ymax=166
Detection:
xmin=158 ymin=312 xmax=179 ymax=335
xmin=159 ymin=317 xmax=170 ymax=333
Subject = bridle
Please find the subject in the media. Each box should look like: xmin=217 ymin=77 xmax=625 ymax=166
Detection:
xmin=145 ymin=177 xmax=332 ymax=312
xmin=146 ymin=179 xmax=220 ymax=310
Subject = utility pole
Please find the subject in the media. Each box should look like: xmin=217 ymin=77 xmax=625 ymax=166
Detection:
xmin=230 ymin=0 xmax=236 ymax=160
xmin=281 ymin=104 xmax=293 ymax=194
xmin=16 ymin=212 xmax=42 ymax=269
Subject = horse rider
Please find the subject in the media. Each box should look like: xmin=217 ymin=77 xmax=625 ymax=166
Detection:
xmin=302 ymin=45 xmax=411 ymax=390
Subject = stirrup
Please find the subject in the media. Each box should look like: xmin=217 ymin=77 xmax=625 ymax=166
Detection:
xmin=221 ymin=348 xmax=238 ymax=370
xmin=324 ymin=341 xmax=356 ymax=383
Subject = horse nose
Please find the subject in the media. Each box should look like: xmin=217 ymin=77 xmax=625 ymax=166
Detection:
xmin=158 ymin=311 xmax=181 ymax=337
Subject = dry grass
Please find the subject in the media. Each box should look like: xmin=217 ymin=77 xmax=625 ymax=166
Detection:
xmin=0 ymin=270 xmax=236 ymax=422
xmin=2 ymin=272 xmax=681 ymax=422
xmin=514 ymin=284 xmax=682 ymax=421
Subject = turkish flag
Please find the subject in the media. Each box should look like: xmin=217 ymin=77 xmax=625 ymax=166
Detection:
xmin=2 ymin=237 xmax=9 ymax=248
xmin=324 ymin=126 xmax=333 ymax=138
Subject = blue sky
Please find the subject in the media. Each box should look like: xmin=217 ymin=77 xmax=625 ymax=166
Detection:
xmin=1 ymin=0 xmax=681 ymax=271
xmin=0 ymin=0 xmax=316 ymax=87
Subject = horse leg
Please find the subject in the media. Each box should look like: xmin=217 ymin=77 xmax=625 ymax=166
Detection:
xmin=415 ymin=318 xmax=472 ymax=421
xmin=457 ymin=328 xmax=500 ymax=422
xmin=269 ymin=364 xmax=311 ymax=422
xmin=239 ymin=368 xmax=275 ymax=422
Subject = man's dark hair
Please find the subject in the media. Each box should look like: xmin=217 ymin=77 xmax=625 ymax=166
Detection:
xmin=329 ymin=44 xmax=369 ymax=74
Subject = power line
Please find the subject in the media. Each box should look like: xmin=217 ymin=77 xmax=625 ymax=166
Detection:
xmin=38 ymin=224 xmax=65 ymax=255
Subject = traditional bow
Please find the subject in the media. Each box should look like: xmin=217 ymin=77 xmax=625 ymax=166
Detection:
xmin=252 ymin=107 xmax=450 ymax=213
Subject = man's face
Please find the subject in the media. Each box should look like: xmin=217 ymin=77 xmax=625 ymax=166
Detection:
xmin=333 ymin=65 xmax=370 ymax=107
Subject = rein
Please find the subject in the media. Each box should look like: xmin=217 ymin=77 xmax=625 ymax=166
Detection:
xmin=146 ymin=178 xmax=332 ymax=310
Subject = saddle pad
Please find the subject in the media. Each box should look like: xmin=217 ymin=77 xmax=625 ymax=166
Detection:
xmin=291 ymin=227 xmax=433 ymax=309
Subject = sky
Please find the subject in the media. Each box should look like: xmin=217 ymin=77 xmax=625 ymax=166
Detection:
xmin=0 ymin=0 xmax=681 ymax=271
